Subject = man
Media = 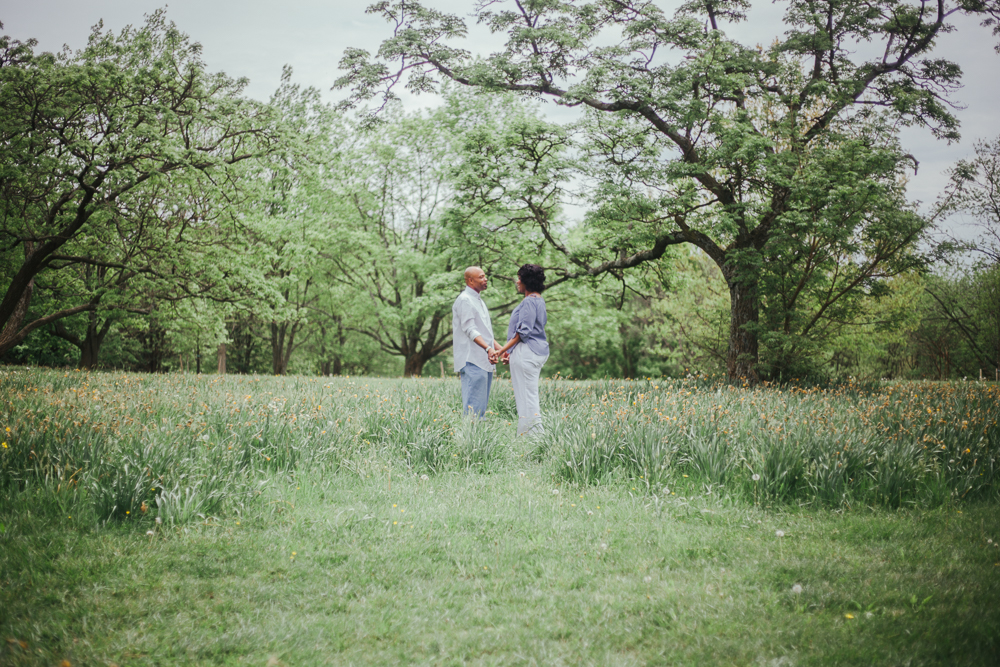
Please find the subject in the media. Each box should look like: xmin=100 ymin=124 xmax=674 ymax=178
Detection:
xmin=452 ymin=266 xmax=502 ymax=418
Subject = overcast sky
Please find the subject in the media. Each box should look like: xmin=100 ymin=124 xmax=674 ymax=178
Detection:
xmin=3 ymin=0 xmax=998 ymax=234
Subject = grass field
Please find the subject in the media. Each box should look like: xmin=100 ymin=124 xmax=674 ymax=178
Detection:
xmin=1 ymin=369 xmax=998 ymax=665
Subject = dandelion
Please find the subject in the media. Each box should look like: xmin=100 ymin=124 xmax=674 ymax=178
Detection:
xmin=587 ymin=511 xmax=593 ymax=516
xmin=155 ymin=516 xmax=162 ymax=524
xmin=791 ymin=584 xmax=802 ymax=595
xmin=775 ymin=530 xmax=785 ymax=538
xmin=643 ymin=576 xmax=652 ymax=583
xmin=420 ymin=474 xmax=429 ymax=481
xmin=844 ymin=613 xmax=854 ymax=619
xmin=552 ymin=489 xmax=559 ymax=495
xmin=146 ymin=530 xmax=155 ymax=536
xmin=752 ymin=474 xmax=760 ymax=481
xmin=662 ymin=487 xmax=670 ymax=495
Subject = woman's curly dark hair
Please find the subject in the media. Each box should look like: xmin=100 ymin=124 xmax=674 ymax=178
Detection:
xmin=518 ymin=264 xmax=546 ymax=293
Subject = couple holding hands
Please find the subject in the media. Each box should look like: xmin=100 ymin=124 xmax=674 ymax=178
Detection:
xmin=451 ymin=264 xmax=549 ymax=436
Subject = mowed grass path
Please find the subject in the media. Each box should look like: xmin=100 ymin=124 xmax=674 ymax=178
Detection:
xmin=1 ymin=370 xmax=998 ymax=665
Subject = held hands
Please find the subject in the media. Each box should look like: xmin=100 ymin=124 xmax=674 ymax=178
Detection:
xmin=487 ymin=348 xmax=510 ymax=365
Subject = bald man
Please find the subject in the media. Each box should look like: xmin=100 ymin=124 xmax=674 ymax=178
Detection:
xmin=452 ymin=266 xmax=502 ymax=418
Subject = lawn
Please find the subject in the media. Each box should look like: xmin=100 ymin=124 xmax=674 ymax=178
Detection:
xmin=1 ymin=369 xmax=998 ymax=665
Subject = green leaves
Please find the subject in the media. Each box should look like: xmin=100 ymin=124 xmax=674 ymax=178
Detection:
xmin=0 ymin=10 xmax=282 ymax=361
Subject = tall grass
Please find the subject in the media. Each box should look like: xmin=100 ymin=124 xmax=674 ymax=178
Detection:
xmin=1 ymin=369 xmax=998 ymax=528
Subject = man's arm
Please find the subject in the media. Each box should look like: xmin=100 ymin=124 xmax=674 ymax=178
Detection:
xmin=457 ymin=297 xmax=492 ymax=350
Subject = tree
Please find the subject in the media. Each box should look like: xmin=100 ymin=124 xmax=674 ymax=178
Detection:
xmin=930 ymin=136 xmax=1000 ymax=376
xmin=337 ymin=0 xmax=1000 ymax=381
xmin=250 ymin=67 xmax=338 ymax=375
xmin=323 ymin=107 xmax=472 ymax=377
xmin=0 ymin=12 xmax=280 ymax=358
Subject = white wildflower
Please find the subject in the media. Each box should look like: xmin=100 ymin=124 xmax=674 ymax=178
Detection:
xmin=775 ymin=530 xmax=785 ymax=538
xmin=791 ymin=584 xmax=802 ymax=595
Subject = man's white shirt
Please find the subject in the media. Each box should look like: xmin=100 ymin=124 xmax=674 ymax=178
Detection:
xmin=452 ymin=286 xmax=496 ymax=373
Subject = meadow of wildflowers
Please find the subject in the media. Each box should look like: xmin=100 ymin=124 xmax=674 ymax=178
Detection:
xmin=1 ymin=368 xmax=998 ymax=665
xmin=1 ymin=369 xmax=997 ymax=526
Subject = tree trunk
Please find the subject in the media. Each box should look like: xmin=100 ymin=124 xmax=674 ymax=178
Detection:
xmin=0 ymin=277 xmax=34 ymax=357
xmin=270 ymin=321 xmax=296 ymax=375
xmin=81 ymin=311 xmax=112 ymax=369
xmin=217 ymin=343 xmax=227 ymax=375
xmin=271 ymin=322 xmax=285 ymax=375
xmin=54 ymin=311 xmax=112 ymax=370
xmin=404 ymin=354 xmax=426 ymax=378
xmin=726 ymin=278 xmax=760 ymax=383
xmin=320 ymin=356 xmax=342 ymax=376
xmin=141 ymin=319 xmax=169 ymax=373
xmin=78 ymin=320 xmax=110 ymax=370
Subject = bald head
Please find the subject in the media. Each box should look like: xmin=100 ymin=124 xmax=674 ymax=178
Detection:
xmin=464 ymin=266 xmax=488 ymax=293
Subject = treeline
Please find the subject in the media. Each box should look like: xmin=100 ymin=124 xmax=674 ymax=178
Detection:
xmin=1 ymin=11 xmax=997 ymax=381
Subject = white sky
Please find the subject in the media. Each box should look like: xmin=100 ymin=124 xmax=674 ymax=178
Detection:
xmin=2 ymin=0 xmax=998 ymax=236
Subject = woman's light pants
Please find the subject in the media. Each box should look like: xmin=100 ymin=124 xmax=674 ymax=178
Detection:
xmin=509 ymin=345 xmax=548 ymax=436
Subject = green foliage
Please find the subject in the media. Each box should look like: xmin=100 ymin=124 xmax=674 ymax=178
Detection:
xmin=337 ymin=0 xmax=998 ymax=380
xmin=0 ymin=11 xmax=282 ymax=360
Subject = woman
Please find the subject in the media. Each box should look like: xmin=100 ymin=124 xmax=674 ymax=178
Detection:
xmin=489 ymin=264 xmax=549 ymax=436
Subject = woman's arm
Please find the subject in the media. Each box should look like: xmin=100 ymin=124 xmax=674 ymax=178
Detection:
xmin=490 ymin=333 xmax=520 ymax=362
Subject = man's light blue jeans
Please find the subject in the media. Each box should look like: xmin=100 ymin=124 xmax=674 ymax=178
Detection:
xmin=460 ymin=362 xmax=493 ymax=418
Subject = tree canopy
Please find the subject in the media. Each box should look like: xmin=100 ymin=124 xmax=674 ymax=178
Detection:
xmin=336 ymin=0 xmax=1000 ymax=381
xmin=0 ymin=11 xmax=281 ymax=358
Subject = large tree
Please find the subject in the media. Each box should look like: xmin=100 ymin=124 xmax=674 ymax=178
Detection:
xmin=929 ymin=136 xmax=1000 ymax=376
xmin=337 ymin=0 xmax=1000 ymax=381
xmin=0 ymin=12 xmax=280 ymax=357
xmin=247 ymin=67 xmax=339 ymax=375
xmin=324 ymin=107 xmax=471 ymax=377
